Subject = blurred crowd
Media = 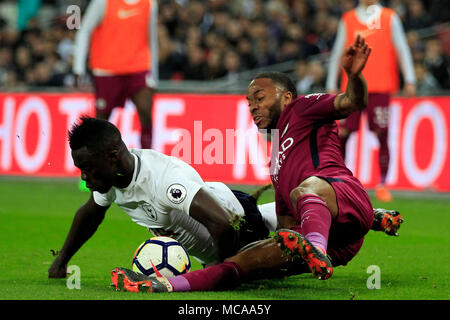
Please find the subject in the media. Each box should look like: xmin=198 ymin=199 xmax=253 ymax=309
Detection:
xmin=0 ymin=0 xmax=448 ymax=95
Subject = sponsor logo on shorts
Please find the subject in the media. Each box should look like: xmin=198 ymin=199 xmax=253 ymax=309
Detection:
xmin=167 ymin=184 xmax=187 ymax=204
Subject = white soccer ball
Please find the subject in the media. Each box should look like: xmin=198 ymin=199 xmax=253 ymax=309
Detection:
xmin=132 ymin=236 xmax=191 ymax=277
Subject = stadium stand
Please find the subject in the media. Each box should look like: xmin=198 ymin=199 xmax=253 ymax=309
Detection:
xmin=0 ymin=0 xmax=448 ymax=94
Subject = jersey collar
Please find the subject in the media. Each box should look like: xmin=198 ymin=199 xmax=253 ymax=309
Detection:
xmin=118 ymin=151 xmax=141 ymax=192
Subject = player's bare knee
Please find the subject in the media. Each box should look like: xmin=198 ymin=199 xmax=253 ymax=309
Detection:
xmin=289 ymin=186 xmax=318 ymax=211
xmin=289 ymin=187 xmax=303 ymax=210
xmin=290 ymin=177 xmax=331 ymax=210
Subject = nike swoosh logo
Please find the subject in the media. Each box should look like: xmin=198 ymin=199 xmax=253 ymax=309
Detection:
xmin=149 ymin=258 xmax=163 ymax=277
xmin=354 ymin=29 xmax=377 ymax=39
xmin=118 ymin=9 xmax=141 ymax=19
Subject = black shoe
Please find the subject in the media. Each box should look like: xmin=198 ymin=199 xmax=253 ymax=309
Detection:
xmin=373 ymin=208 xmax=404 ymax=236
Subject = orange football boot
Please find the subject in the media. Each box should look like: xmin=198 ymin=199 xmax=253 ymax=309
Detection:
xmin=274 ymin=229 xmax=333 ymax=280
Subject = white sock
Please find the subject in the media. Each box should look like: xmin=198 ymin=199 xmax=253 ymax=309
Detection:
xmin=257 ymin=202 xmax=278 ymax=232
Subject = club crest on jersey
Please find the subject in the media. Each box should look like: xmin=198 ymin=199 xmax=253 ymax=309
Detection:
xmin=167 ymin=184 xmax=187 ymax=204
xmin=142 ymin=203 xmax=157 ymax=221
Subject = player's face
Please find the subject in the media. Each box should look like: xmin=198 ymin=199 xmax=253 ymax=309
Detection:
xmin=72 ymin=146 xmax=115 ymax=193
xmin=246 ymin=78 xmax=284 ymax=131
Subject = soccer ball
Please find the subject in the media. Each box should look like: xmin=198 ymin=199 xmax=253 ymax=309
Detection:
xmin=132 ymin=236 xmax=191 ymax=277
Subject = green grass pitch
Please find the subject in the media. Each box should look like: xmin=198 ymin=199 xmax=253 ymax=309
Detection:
xmin=0 ymin=178 xmax=448 ymax=300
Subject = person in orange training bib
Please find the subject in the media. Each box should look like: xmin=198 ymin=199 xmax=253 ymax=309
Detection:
xmin=73 ymin=0 xmax=158 ymax=149
xmin=326 ymin=0 xmax=416 ymax=202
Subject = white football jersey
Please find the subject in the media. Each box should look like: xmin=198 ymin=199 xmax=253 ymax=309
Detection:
xmin=93 ymin=148 xmax=246 ymax=265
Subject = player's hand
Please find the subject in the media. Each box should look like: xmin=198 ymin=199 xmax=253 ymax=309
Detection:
xmin=341 ymin=35 xmax=372 ymax=77
xmin=403 ymin=83 xmax=416 ymax=97
xmin=48 ymin=257 xmax=67 ymax=278
xmin=327 ymin=89 xmax=339 ymax=94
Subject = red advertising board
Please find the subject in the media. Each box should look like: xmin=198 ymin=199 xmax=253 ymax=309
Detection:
xmin=0 ymin=93 xmax=449 ymax=191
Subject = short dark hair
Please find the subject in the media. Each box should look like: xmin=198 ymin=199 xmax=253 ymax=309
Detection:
xmin=253 ymin=71 xmax=298 ymax=99
xmin=68 ymin=116 xmax=122 ymax=152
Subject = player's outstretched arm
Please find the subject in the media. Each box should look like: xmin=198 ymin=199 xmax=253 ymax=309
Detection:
xmin=189 ymin=188 xmax=240 ymax=262
xmin=334 ymin=35 xmax=372 ymax=117
xmin=48 ymin=195 xmax=109 ymax=278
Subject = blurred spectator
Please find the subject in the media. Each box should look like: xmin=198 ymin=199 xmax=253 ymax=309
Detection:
xmin=14 ymin=46 xmax=33 ymax=81
xmin=285 ymin=22 xmax=320 ymax=58
xmin=158 ymin=24 xmax=184 ymax=80
xmin=254 ymin=39 xmax=278 ymax=68
xmin=183 ymin=45 xmax=206 ymax=80
xmin=17 ymin=0 xmax=41 ymax=31
xmin=33 ymin=60 xmax=64 ymax=86
xmin=0 ymin=0 xmax=447 ymax=96
xmin=278 ymin=39 xmax=301 ymax=63
xmin=295 ymin=59 xmax=326 ymax=94
xmin=311 ymin=12 xmax=334 ymax=52
xmin=424 ymin=38 xmax=450 ymax=89
xmin=266 ymin=0 xmax=290 ymax=43
xmin=185 ymin=26 xmax=203 ymax=48
xmin=403 ymin=0 xmax=432 ymax=31
xmin=204 ymin=49 xmax=226 ymax=80
xmin=291 ymin=0 xmax=312 ymax=33
xmin=236 ymin=37 xmax=258 ymax=70
xmin=0 ymin=47 xmax=13 ymax=64
xmin=414 ymin=62 xmax=441 ymax=95
xmin=406 ymin=30 xmax=426 ymax=62
xmin=223 ymin=49 xmax=242 ymax=81
xmin=429 ymin=0 xmax=450 ymax=25
xmin=225 ymin=18 xmax=245 ymax=48
xmin=4 ymin=69 xmax=20 ymax=88
xmin=294 ymin=59 xmax=308 ymax=93
xmin=389 ymin=0 xmax=408 ymax=20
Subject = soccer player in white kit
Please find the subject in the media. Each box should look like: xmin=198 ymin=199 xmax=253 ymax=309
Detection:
xmin=48 ymin=117 xmax=277 ymax=278
xmin=93 ymin=148 xmax=276 ymax=266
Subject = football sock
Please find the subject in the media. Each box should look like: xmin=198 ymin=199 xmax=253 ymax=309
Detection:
xmin=377 ymin=130 xmax=389 ymax=185
xmin=167 ymin=261 xmax=242 ymax=292
xmin=258 ymin=202 xmax=277 ymax=232
xmin=140 ymin=124 xmax=153 ymax=149
xmin=167 ymin=273 xmax=191 ymax=292
xmin=295 ymin=194 xmax=332 ymax=253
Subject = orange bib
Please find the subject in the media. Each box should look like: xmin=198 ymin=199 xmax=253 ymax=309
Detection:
xmin=340 ymin=7 xmax=399 ymax=94
xmin=90 ymin=0 xmax=152 ymax=74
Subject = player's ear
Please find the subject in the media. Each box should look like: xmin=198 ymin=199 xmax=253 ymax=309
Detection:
xmin=283 ymin=90 xmax=293 ymax=105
